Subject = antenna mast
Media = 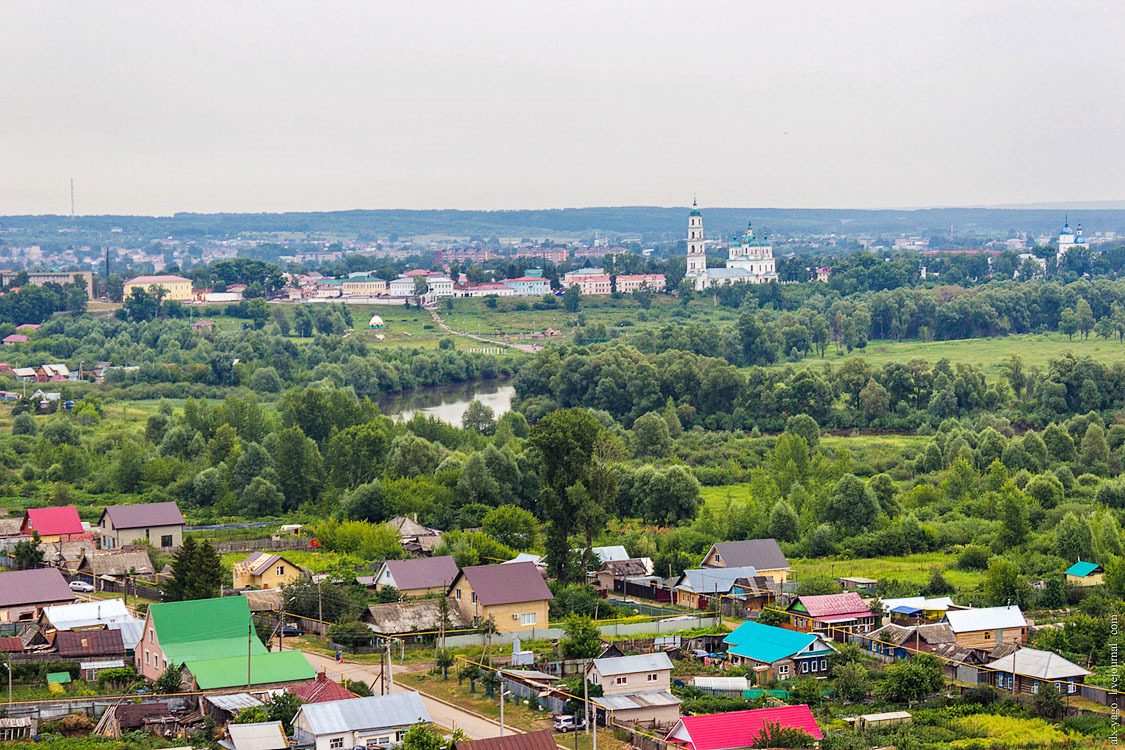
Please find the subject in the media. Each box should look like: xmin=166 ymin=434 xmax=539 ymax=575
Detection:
xmin=70 ymin=178 xmax=76 ymax=221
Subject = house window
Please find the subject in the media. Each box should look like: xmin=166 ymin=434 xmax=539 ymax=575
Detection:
xmin=160 ymin=535 xmax=173 ymax=548
xmin=471 ymin=592 xmax=477 ymax=604
xmin=276 ymin=566 xmax=285 ymax=576
xmin=801 ymin=662 xmax=808 ymax=673
xmin=809 ymin=661 xmax=817 ymax=673
xmin=714 ymin=554 xmax=721 ymax=564
xmin=647 ymin=673 xmax=658 ymax=682
xmin=1032 ymin=681 xmax=1039 ymax=695
xmin=984 ymin=630 xmax=993 ymax=640
xmin=455 ymin=589 xmax=461 ymax=601
xmin=615 ymin=676 xmax=627 ymax=685
xmin=330 ymin=738 xmax=344 ymax=749
xmin=149 ymin=629 xmax=155 ymax=643
xmin=520 ymin=613 xmax=536 ymax=626
xmin=778 ymin=665 xmax=789 ymax=675
xmin=1068 ymin=682 xmax=1077 ymax=694
xmin=820 ymin=659 xmax=827 ymax=671
xmin=144 ymin=650 xmax=150 ymax=666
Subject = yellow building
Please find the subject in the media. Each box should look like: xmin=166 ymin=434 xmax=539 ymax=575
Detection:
xmin=233 ymin=552 xmax=303 ymax=590
xmin=1065 ymin=561 xmax=1105 ymax=587
xmin=123 ymin=275 xmax=194 ymax=302
xmin=700 ymin=539 xmax=791 ymax=584
xmin=447 ymin=562 xmax=552 ymax=632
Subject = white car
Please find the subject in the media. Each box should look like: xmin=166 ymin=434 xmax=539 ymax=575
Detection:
xmin=69 ymin=580 xmax=95 ymax=593
xmin=553 ymin=715 xmax=587 ymax=733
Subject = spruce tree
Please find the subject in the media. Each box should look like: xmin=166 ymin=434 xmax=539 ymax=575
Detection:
xmin=187 ymin=540 xmax=223 ymax=600
xmin=163 ymin=537 xmax=197 ymax=602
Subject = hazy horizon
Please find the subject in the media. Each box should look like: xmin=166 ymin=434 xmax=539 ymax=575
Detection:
xmin=3 ymin=1 xmax=1124 ymax=216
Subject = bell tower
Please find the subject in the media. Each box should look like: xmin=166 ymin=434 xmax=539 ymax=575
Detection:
xmin=686 ymin=197 xmax=706 ymax=276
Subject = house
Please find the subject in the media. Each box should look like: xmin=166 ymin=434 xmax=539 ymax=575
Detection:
xmin=98 ymin=502 xmax=185 ymax=550
xmin=292 ymin=693 xmax=430 ymax=750
xmin=448 ymin=562 xmax=553 ymax=632
xmin=137 ymin=596 xmax=313 ymax=689
xmin=838 ymin=576 xmax=879 ymax=593
xmin=372 ymin=555 xmax=459 ymax=598
xmin=0 ymin=568 xmax=77 ymax=624
xmin=0 ymin=637 xmax=25 ymax=654
xmin=944 ymin=606 xmax=1027 ymax=649
xmin=665 ymin=706 xmax=823 ymax=750
xmin=202 ymin=693 xmax=264 ymax=726
xmin=500 ymin=276 xmax=551 ymax=296
xmin=288 ymin=671 xmax=359 ymax=704
xmin=456 ymin=729 xmax=558 ymax=750
xmin=2 ymin=334 xmax=29 ymax=345
xmin=880 ymin=596 xmax=963 ymax=625
xmin=55 ymin=629 xmax=127 ymax=660
xmin=984 ymin=647 xmax=1090 ymax=695
xmin=863 ymin=622 xmax=956 ymax=662
xmin=40 ymin=599 xmax=144 ymax=653
xmin=671 ymin=566 xmax=762 ymax=610
xmin=786 ymin=592 xmax=877 ymax=638
xmin=590 ymin=545 xmax=631 ymax=564
xmin=22 ymin=505 xmax=86 ymax=542
xmin=1065 ymin=560 xmax=1105 ymax=587
xmin=223 ymin=721 xmax=289 ymax=750
xmin=123 ymin=275 xmax=194 ymax=301
xmin=362 ymin=599 xmax=470 ymax=639
xmin=12 ymin=367 xmax=37 ymax=382
xmin=699 ymin=539 xmax=790 ymax=583
xmin=595 ymin=558 xmax=654 ymax=591
xmin=233 ymin=552 xmax=304 ymax=590
xmin=388 ymin=515 xmax=442 ymax=555
xmin=722 ymin=622 xmax=836 ymax=682
xmin=77 ymin=550 xmax=155 ymax=587
xmin=615 ymin=274 xmax=666 ymax=294
xmin=37 ymin=364 xmax=71 ymax=382
xmin=587 ymin=652 xmax=681 ymax=726
xmin=39 ymin=538 xmax=98 ymax=571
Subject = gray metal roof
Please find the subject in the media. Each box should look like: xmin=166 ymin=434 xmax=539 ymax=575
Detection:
xmin=676 ymin=566 xmax=758 ymax=594
xmin=591 ymin=652 xmax=673 ymax=676
xmin=945 ymin=606 xmax=1026 ymax=633
xmin=706 ymin=539 xmax=790 ymax=571
xmin=592 ymin=690 xmax=681 ymax=710
xmin=206 ymin=693 xmax=264 ymax=712
xmin=296 ymin=693 xmax=430 ymax=736
xmin=985 ymin=648 xmax=1091 ymax=680
xmin=227 ymin=721 xmax=288 ymax=750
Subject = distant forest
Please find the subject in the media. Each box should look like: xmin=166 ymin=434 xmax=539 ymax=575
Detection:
xmin=5 ymin=206 xmax=1125 ymax=243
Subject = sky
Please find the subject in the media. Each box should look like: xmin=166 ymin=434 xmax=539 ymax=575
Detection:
xmin=2 ymin=1 xmax=1124 ymax=216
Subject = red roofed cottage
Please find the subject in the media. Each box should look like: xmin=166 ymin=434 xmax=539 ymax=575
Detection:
xmin=22 ymin=505 xmax=85 ymax=542
xmin=665 ymin=706 xmax=822 ymax=750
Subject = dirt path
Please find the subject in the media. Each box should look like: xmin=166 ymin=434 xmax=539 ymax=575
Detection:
xmin=426 ymin=308 xmax=541 ymax=353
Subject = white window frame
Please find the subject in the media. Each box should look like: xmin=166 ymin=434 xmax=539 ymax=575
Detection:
xmin=778 ymin=664 xmax=789 ymax=675
xmin=615 ymin=676 xmax=627 ymax=685
xmin=329 ymin=738 xmax=344 ymax=749
xmin=276 ymin=565 xmax=285 ymax=576
xmin=647 ymin=673 xmax=658 ymax=682
xmin=520 ymin=612 xmax=536 ymax=626
xmin=455 ymin=589 xmax=461 ymax=600
xmin=801 ymin=661 xmax=809 ymax=673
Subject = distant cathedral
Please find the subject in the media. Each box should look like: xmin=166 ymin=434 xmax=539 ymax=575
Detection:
xmin=1057 ymin=216 xmax=1088 ymax=262
xmin=684 ymin=199 xmax=778 ymax=290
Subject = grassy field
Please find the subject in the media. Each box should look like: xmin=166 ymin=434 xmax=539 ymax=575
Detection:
xmin=784 ymin=332 xmax=1125 ymax=378
xmin=791 ymin=552 xmax=983 ymax=590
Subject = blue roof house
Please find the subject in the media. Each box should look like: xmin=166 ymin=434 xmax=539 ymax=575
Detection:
xmin=723 ymin=621 xmax=836 ymax=684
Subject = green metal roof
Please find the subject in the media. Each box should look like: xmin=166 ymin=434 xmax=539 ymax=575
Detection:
xmin=185 ymin=651 xmax=314 ymax=689
xmin=150 ymin=597 xmax=267 ymax=665
xmin=1065 ymin=561 xmax=1101 ymax=577
xmin=47 ymin=671 xmax=72 ymax=684
xmin=723 ymin=621 xmax=817 ymax=664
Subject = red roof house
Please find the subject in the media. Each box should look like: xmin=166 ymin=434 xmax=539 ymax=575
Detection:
xmin=287 ymin=671 xmax=358 ymax=703
xmin=22 ymin=506 xmax=86 ymax=541
xmin=665 ymin=706 xmax=822 ymax=750
xmin=786 ymin=592 xmax=877 ymax=637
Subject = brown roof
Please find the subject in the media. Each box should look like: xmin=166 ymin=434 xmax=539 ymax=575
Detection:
xmin=362 ymin=599 xmax=470 ymax=635
xmin=0 ymin=568 xmax=76 ymax=608
xmin=454 ymin=562 xmax=554 ymax=607
xmin=381 ymin=556 xmax=459 ymax=591
xmin=80 ymin=550 xmax=155 ymax=576
xmin=288 ymin=672 xmax=358 ymax=703
xmin=114 ymin=702 xmax=171 ymax=729
xmin=55 ymin=629 xmax=126 ymax=658
xmin=236 ymin=552 xmax=300 ymax=578
xmin=100 ymin=502 xmax=184 ymax=531
xmin=0 ymin=637 xmax=24 ymax=652
xmin=457 ymin=729 xmax=558 ymax=750
xmin=599 ymin=559 xmax=649 ymax=577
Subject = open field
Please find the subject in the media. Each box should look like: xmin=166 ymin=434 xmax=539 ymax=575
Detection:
xmin=791 ymin=552 xmax=984 ymax=590
xmin=782 ymin=332 xmax=1125 ymax=378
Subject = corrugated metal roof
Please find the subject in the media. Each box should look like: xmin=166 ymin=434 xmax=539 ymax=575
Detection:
xmin=25 ymin=506 xmax=84 ymax=536
xmin=593 ymin=690 xmax=680 ymax=710
xmin=666 ymin=706 xmax=822 ymax=750
xmin=1065 ymin=561 xmax=1101 ymax=577
xmin=591 ymin=546 xmax=630 ymax=563
xmin=985 ymin=648 xmax=1091 ymax=680
xmin=676 ymin=566 xmax=758 ymax=594
xmin=101 ymin=502 xmax=184 ymax=531
xmin=296 ymin=693 xmax=430 ymax=736
xmin=227 ymin=721 xmax=288 ymax=750
xmin=206 ymin=693 xmax=264 ymax=712
xmin=380 ymin=556 xmax=459 ymax=591
xmin=591 ymin=652 xmax=673 ymax=676
xmin=80 ymin=659 xmax=126 ymax=670
xmin=457 ymin=728 xmax=557 ymax=750
xmin=723 ymin=622 xmax=818 ymax=664
xmin=792 ymin=592 xmax=871 ymax=618
xmin=56 ymin=629 xmax=126 ymax=658
xmin=185 ymin=651 xmax=314 ymax=689
xmin=43 ymin=599 xmax=132 ymax=629
xmin=691 ymin=676 xmax=749 ymax=691
xmin=457 ymin=563 xmax=553 ymax=607
xmin=0 ymin=568 xmax=76 ymax=608
xmin=945 ymin=606 xmax=1026 ymax=633
xmin=705 ymin=540 xmax=789 ymax=571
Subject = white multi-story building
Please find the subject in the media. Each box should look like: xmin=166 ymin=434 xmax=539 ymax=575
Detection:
xmin=1057 ymin=217 xmax=1089 ymax=262
xmin=684 ymin=201 xmax=778 ymax=290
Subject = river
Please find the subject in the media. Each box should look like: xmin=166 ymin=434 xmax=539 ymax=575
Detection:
xmin=378 ymin=380 xmax=515 ymax=425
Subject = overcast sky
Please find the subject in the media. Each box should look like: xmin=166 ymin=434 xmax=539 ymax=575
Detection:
xmin=2 ymin=1 xmax=1123 ymax=216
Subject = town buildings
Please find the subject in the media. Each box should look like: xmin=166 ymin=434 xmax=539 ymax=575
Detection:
xmin=0 ymin=568 xmax=77 ymax=624
xmin=122 ymin=275 xmax=194 ymax=302
xmin=372 ymin=555 xmax=459 ymax=598
xmin=944 ymin=606 xmax=1027 ymax=648
xmin=587 ymin=652 xmax=681 ymax=726
xmin=291 ymin=693 xmax=430 ymax=750
xmin=722 ymin=622 xmax=836 ymax=682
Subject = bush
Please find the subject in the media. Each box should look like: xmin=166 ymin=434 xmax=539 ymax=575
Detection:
xmin=957 ymin=545 xmax=990 ymax=570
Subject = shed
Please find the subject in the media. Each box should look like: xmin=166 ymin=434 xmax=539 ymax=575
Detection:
xmin=856 ymin=711 xmax=913 ymax=730
xmin=223 ymin=720 xmax=289 ymax=750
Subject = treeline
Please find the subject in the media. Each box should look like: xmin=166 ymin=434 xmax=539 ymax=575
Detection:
xmin=0 ymin=279 xmax=88 ymax=325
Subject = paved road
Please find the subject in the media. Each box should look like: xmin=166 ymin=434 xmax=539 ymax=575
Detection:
xmin=297 ymin=649 xmax=515 ymax=740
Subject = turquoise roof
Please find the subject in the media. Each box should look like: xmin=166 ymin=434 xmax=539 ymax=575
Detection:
xmin=1065 ymin=561 xmax=1101 ymax=577
xmin=723 ymin=621 xmax=817 ymax=663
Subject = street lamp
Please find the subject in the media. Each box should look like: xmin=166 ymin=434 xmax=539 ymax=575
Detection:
xmin=499 ymin=689 xmax=512 ymax=736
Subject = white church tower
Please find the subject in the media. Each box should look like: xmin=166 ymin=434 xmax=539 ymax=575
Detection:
xmin=686 ymin=197 xmax=707 ymax=277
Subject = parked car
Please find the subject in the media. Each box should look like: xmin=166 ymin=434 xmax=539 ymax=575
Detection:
xmin=280 ymin=624 xmax=303 ymax=637
xmin=69 ymin=580 xmax=94 ymax=593
xmin=554 ymin=715 xmax=587 ymax=733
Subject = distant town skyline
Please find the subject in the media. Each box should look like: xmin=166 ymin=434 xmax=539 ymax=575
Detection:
xmin=2 ymin=1 xmax=1124 ymax=216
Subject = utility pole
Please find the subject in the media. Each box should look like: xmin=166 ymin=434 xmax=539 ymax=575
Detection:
xmin=317 ymin=577 xmax=323 ymax=623
xmin=385 ymin=636 xmax=393 ymax=693
xmin=247 ymin=618 xmax=253 ymax=689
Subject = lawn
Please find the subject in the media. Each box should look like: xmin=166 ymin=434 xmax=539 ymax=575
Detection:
xmin=791 ymin=552 xmax=984 ymax=591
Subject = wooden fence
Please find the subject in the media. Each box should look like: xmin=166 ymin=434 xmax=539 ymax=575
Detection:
xmin=212 ymin=537 xmax=313 ymax=554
